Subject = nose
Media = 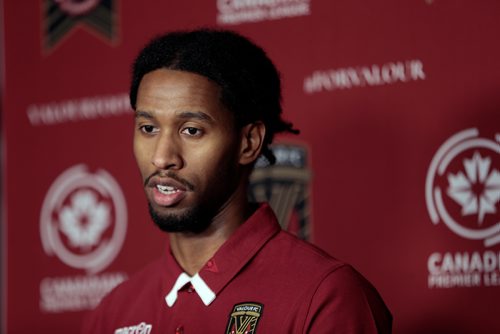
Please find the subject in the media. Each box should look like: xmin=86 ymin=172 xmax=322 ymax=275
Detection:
xmin=151 ymin=133 xmax=183 ymax=170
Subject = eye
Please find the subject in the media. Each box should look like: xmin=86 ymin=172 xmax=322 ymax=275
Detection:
xmin=181 ymin=127 xmax=202 ymax=136
xmin=139 ymin=125 xmax=158 ymax=134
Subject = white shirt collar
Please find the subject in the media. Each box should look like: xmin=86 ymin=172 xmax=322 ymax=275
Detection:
xmin=165 ymin=272 xmax=216 ymax=307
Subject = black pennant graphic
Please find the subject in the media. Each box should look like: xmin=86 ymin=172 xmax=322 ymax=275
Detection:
xmin=43 ymin=0 xmax=118 ymax=51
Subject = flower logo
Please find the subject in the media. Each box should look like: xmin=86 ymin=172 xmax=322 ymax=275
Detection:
xmin=40 ymin=165 xmax=127 ymax=274
xmin=59 ymin=190 xmax=111 ymax=250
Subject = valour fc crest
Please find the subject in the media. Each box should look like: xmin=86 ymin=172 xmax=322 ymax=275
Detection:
xmin=42 ymin=0 xmax=119 ymax=52
xmin=249 ymin=143 xmax=312 ymax=240
xmin=225 ymin=302 xmax=263 ymax=334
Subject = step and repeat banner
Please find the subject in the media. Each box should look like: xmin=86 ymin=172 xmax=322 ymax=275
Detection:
xmin=1 ymin=1 xmax=499 ymax=333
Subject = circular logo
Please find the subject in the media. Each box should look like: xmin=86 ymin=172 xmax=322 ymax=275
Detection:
xmin=40 ymin=164 xmax=127 ymax=274
xmin=55 ymin=0 xmax=100 ymax=16
xmin=426 ymin=128 xmax=500 ymax=247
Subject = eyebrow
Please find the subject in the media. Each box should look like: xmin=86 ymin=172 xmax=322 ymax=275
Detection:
xmin=176 ymin=111 xmax=214 ymax=123
xmin=135 ymin=110 xmax=214 ymax=123
xmin=135 ymin=110 xmax=154 ymax=119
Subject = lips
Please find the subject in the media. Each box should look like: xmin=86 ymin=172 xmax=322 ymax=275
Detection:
xmin=147 ymin=175 xmax=190 ymax=207
xmin=152 ymin=185 xmax=186 ymax=207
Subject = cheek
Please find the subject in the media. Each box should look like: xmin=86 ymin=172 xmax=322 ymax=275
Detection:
xmin=193 ymin=137 xmax=238 ymax=164
xmin=133 ymin=138 xmax=151 ymax=176
xmin=133 ymin=139 xmax=142 ymax=164
xmin=193 ymin=142 xmax=239 ymax=180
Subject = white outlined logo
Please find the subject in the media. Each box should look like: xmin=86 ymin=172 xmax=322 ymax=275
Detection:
xmin=40 ymin=164 xmax=127 ymax=274
xmin=426 ymin=128 xmax=500 ymax=247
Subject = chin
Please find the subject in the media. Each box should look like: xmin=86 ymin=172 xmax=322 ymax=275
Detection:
xmin=148 ymin=203 xmax=212 ymax=234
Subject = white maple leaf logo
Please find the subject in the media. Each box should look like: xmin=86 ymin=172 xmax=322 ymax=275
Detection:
xmin=447 ymin=151 xmax=500 ymax=224
xmin=59 ymin=189 xmax=111 ymax=249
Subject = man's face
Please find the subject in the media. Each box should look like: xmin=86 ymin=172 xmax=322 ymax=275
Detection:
xmin=133 ymin=69 xmax=242 ymax=233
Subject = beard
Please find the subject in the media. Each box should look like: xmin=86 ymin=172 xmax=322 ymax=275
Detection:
xmin=148 ymin=202 xmax=215 ymax=234
xmin=144 ymin=141 xmax=242 ymax=234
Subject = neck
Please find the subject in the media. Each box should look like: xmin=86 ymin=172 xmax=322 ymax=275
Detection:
xmin=169 ymin=183 xmax=251 ymax=276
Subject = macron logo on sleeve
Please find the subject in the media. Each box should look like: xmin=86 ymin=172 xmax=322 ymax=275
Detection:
xmin=114 ymin=322 xmax=152 ymax=334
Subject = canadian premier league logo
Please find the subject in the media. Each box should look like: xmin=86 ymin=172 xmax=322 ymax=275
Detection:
xmin=426 ymin=128 xmax=500 ymax=247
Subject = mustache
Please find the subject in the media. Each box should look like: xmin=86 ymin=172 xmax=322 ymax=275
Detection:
xmin=144 ymin=171 xmax=195 ymax=191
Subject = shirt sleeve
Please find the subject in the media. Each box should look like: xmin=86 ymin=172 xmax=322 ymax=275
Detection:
xmin=303 ymin=265 xmax=392 ymax=334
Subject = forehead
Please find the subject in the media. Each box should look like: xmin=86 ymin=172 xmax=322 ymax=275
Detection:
xmin=136 ymin=69 xmax=231 ymax=121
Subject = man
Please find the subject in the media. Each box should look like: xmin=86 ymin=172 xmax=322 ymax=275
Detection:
xmin=83 ymin=29 xmax=392 ymax=333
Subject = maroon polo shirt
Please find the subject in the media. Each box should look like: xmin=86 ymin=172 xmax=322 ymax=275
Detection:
xmin=82 ymin=203 xmax=392 ymax=333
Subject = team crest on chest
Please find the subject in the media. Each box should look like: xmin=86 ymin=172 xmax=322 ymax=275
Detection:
xmin=225 ymin=302 xmax=264 ymax=334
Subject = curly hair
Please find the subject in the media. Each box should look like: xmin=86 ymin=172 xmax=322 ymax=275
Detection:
xmin=130 ymin=28 xmax=298 ymax=164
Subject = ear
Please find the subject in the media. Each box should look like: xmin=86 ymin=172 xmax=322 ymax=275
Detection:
xmin=239 ymin=121 xmax=266 ymax=165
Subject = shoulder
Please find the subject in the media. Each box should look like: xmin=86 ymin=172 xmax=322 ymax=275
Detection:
xmin=258 ymin=230 xmax=379 ymax=302
xmin=268 ymin=231 xmax=384 ymax=296
xmin=105 ymin=257 xmax=166 ymax=303
xmin=81 ymin=257 xmax=166 ymax=333
xmin=265 ymin=230 xmax=346 ymax=272
xmin=263 ymin=231 xmax=392 ymax=332
xmin=304 ymin=264 xmax=393 ymax=333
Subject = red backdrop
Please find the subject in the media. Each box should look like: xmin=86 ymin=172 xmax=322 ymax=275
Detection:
xmin=1 ymin=1 xmax=500 ymax=333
